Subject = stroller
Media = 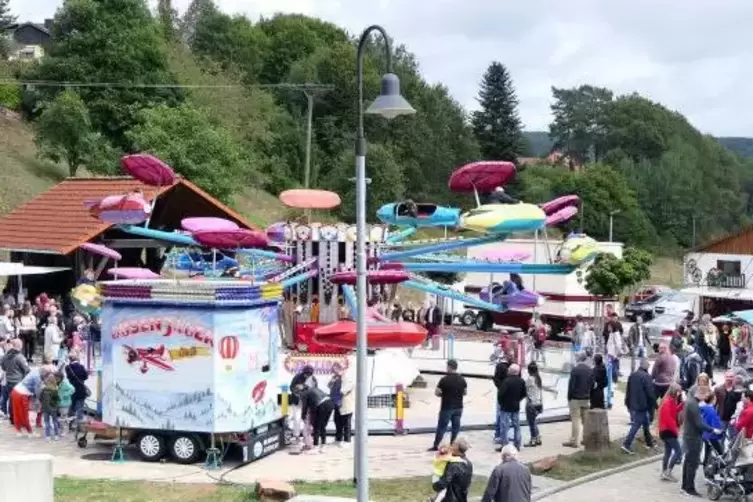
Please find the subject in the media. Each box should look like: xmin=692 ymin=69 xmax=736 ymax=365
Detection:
xmin=705 ymin=433 xmax=753 ymax=501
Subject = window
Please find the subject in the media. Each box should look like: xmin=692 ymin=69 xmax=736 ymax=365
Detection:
xmin=717 ymin=260 xmax=741 ymax=275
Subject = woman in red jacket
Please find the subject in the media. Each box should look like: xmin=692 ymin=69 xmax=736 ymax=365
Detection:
xmin=736 ymin=390 xmax=753 ymax=439
xmin=658 ymin=383 xmax=684 ymax=481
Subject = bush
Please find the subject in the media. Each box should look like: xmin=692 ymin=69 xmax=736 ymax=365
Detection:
xmin=0 ymin=83 xmax=21 ymax=110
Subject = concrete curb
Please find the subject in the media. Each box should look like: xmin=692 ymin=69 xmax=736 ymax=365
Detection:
xmin=530 ymin=453 xmax=663 ymax=501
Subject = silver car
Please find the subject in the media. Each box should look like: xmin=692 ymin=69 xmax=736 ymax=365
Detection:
xmin=645 ymin=312 xmax=688 ymax=345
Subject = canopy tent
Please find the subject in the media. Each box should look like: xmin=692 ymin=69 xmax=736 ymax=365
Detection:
xmin=0 ymin=262 xmax=70 ymax=304
xmin=0 ymin=263 xmax=70 ymax=276
xmin=728 ymin=309 xmax=753 ymax=325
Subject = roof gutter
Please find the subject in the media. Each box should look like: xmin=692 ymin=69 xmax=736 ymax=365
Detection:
xmin=0 ymin=247 xmax=63 ymax=255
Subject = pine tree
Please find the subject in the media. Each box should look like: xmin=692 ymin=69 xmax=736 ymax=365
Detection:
xmin=0 ymin=0 xmax=17 ymax=58
xmin=471 ymin=62 xmax=524 ymax=162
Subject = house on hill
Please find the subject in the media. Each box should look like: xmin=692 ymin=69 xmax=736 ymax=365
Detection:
xmin=682 ymin=227 xmax=753 ymax=316
xmin=4 ymin=20 xmax=52 ymax=61
xmin=517 ymin=150 xmax=582 ymax=171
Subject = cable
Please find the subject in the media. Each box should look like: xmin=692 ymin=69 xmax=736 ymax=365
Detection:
xmin=0 ymin=79 xmax=335 ymax=90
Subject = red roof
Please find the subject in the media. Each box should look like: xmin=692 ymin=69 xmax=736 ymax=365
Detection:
xmin=0 ymin=177 xmax=256 ymax=255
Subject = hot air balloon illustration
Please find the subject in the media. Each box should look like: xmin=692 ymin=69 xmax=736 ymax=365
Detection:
xmin=219 ymin=335 xmax=239 ymax=372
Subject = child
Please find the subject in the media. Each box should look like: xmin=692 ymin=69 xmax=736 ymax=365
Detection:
xmin=40 ymin=373 xmax=60 ymax=441
xmin=700 ymin=392 xmax=724 ymax=465
xmin=57 ymin=374 xmax=75 ymax=436
xmin=429 ymin=444 xmax=461 ymax=502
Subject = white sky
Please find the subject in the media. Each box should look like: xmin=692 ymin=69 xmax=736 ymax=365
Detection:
xmin=10 ymin=0 xmax=753 ymax=136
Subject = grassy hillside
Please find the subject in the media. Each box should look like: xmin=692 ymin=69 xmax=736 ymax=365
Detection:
xmin=0 ymin=115 xmax=69 ymax=215
xmin=0 ymin=114 xmax=289 ymax=226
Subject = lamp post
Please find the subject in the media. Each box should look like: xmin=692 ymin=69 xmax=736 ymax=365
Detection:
xmin=608 ymin=210 xmax=621 ymax=242
xmin=354 ymin=25 xmax=415 ymax=501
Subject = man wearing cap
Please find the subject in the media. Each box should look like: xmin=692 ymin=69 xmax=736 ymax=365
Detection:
xmin=481 ymin=445 xmax=531 ymax=502
xmin=432 ymin=437 xmax=473 ymax=502
xmin=430 ymin=359 xmax=467 ymax=451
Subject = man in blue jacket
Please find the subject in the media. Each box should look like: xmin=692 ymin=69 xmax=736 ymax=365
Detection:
xmin=622 ymin=359 xmax=657 ymax=453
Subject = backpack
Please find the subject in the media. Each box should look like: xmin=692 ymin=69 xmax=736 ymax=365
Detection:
xmin=682 ymin=356 xmax=702 ymax=390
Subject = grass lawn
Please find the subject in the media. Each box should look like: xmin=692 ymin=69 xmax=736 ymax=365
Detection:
xmin=55 ymin=476 xmax=489 ymax=502
xmin=531 ymin=438 xmax=662 ymax=481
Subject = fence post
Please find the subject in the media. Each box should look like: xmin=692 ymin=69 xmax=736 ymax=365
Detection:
xmin=280 ymin=384 xmax=289 ymax=416
xmin=448 ymin=334 xmax=455 ymax=360
xmin=96 ymin=369 xmax=102 ymax=417
xmin=395 ymin=383 xmax=405 ymax=434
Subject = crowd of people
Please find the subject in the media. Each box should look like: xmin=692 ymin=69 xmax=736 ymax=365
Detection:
xmin=0 ymin=292 xmax=94 ymax=441
xmin=287 ymin=362 xmax=355 ymax=454
xmin=564 ymin=309 xmax=753 ymax=498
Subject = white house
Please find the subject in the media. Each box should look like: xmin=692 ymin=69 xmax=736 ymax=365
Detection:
xmin=681 ymin=226 xmax=753 ymax=316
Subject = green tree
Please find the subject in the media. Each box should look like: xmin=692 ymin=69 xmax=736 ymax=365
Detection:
xmin=517 ymin=163 xmax=656 ymax=245
xmin=189 ymin=7 xmax=268 ymax=80
xmin=34 ymin=89 xmax=111 ymax=177
xmin=179 ymin=0 xmax=215 ymax=44
xmin=23 ymin=0 xmax=183 ymax=148
xmin=126 ymin=104 xmax=250 ymax=203
xmin=0 ymin=0 xmax=15 ymax=58
xmin=324 ymin=142 xmax=405 ymax=221
xmin=585 ymin=247 xmax=653 ymax=297
xmin=157 ymin=0 xmax=178 ymax=42
xmin=471 ymin=62 xmax=524 ymax=161
xmin=549 ymin=85 xmax=613 ymax=164
xmin=256 ymin=14 xmax=348 ymax=84
xmin=165 ymin=44 xmax=296 ymax=193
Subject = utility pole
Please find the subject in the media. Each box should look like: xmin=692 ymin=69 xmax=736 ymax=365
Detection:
xmin=303 ymin=91 xmax=314 ymax=189
xmin=692 ymin=215 xmax=697 ymax=248
xmin=295 ymin=83 xmax=334 ymax=189
xmin=608 ymin=210 xmax=621 ymax=242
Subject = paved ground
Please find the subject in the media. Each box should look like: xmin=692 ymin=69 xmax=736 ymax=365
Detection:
xmin=3 ymin=341 xmax=683 ymax=501
xmin=541 ymin=460 xmax=708 ymax=502
xmin=1 ymin=400 xmax=633 ymax=486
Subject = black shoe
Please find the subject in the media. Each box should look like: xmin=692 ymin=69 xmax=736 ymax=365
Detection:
xmin=427 ymin=446 xmax=438 ymax=452
xmin=681 ymin=489 xmax=702 ymax=497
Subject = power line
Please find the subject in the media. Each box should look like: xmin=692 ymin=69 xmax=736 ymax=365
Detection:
xmin=0 ymin=79 xmax=335 ymax=90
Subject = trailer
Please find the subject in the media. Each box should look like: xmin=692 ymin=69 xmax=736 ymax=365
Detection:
xmin=96 ymin=279 xmax=286 ymax=464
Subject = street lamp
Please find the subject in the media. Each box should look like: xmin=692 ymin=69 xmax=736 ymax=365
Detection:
xmin=354 ymin=25 xmax=415 ymax=501
xmin=608 ymin=210 xmax=621 ymax=242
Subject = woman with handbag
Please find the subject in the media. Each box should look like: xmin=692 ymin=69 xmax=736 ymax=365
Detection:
xmin=64 ymin=351 xmax=89 ymax=431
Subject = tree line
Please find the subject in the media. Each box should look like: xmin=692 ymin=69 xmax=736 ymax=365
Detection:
xmin=0 ymin=0 xmax=750 ymax=253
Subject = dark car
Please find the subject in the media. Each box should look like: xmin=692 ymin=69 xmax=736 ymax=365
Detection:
xmin=624 ymin=290 xmax=672 ymax=321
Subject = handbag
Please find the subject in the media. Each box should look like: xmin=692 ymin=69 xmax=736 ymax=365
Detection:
xmin=66 ymin=364 xmax=91 ymax=397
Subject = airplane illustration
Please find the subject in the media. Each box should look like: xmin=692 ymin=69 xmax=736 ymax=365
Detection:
xmin=124 ymin=344 xmax=175 ymax=373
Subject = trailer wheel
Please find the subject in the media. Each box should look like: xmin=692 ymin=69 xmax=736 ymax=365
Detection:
xmin=135 ymin=432 xmax=166 ymax=462
xmin=169 ymin=434 xmax=201 ymax=464
xmin=461 ymin=310 xmax=476 ymax=326
xmin=475 ymin=312 xmax=492 ymax=331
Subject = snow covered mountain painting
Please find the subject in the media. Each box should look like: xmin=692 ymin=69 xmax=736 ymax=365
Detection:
xmin=101 ymin=303 xmax=282 ymax=433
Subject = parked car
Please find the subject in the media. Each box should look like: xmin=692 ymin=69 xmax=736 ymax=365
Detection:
xmin=630 ymin=285 xmax=672 ymax=304
xmin=624 ymin=290 xmax=673 ymax=321
xmin=651 ymin=292 xmax=698 ymax=317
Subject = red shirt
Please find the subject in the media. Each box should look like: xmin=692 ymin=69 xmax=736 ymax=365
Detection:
xmin=737 ymin=403 xmax=753 ymax=438
xmin=658 ymin=397 xmax=683 ymax=436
